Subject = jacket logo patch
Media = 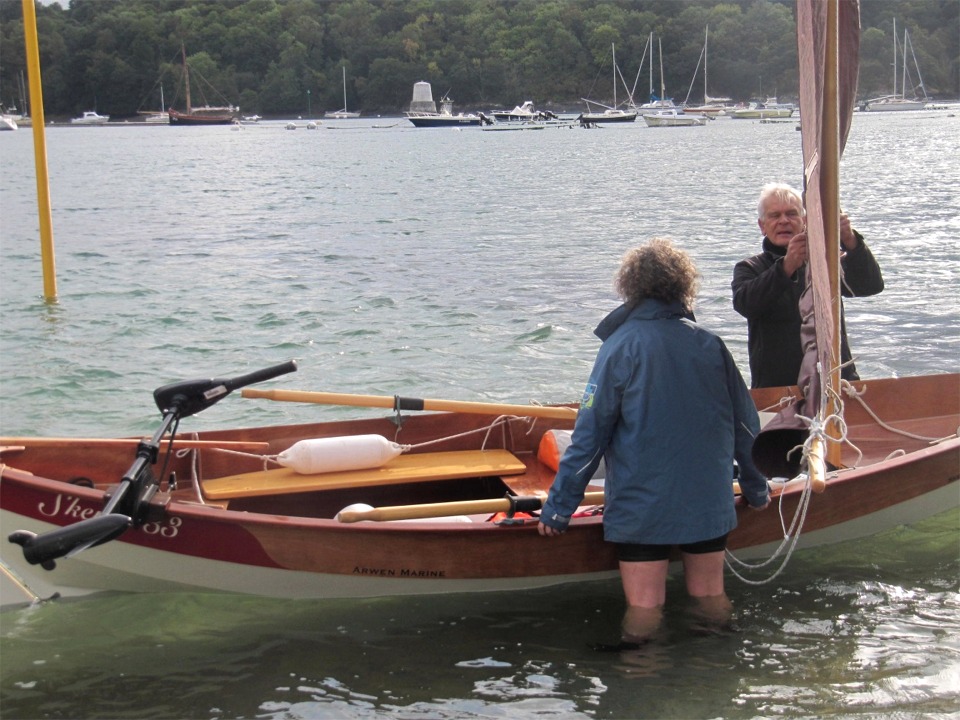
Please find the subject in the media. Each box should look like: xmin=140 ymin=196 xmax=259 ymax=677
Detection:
xmin=581 ymin=383 xmax=597 ymax=409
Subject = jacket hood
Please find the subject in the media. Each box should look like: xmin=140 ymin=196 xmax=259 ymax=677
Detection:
xmin=594 ymin=298 xmax=693 ymax=342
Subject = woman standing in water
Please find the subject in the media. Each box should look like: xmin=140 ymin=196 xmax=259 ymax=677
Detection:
xmin=538 ymin=239 xmax=770 ymax=643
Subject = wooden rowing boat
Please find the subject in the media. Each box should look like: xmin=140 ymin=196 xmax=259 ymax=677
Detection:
xmin=3 ymin=2 xmax=957 ymax=607
xmin=1 ymin=362 xmax=956 ymax=605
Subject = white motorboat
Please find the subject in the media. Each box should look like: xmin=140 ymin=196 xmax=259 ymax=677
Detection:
xmin=643 ymin=109 xmax=708 ymax=127
xmin=731 ymin=100 xmax=795 ymax=119
xmin=405 ymin=82 xmax=481 ymax=127
xmin=490 ymin=101 xmax=539 ymax=122
xmin=70 ymin=111 xmax=110 ymax=125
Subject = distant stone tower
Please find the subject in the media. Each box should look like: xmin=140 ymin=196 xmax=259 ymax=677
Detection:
xmin=409 ymin=82 xmax=437 ymax=113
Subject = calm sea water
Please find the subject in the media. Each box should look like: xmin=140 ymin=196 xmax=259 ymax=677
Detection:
xmin=1 ymin=111 xmax=958 ymax=719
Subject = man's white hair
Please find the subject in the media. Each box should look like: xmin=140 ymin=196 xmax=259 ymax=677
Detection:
xmin=757 ymin=182 xmax=803 ymax=220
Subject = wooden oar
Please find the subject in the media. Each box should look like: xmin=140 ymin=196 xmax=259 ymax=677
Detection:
xmin=336 ymin=490 xmax=605 ymax=523
xmin=0 ymin=437 xmax=271 ymax=452
xmin=0 ymin=560 xmax=41 ymax=604
xmin=242 ymin=388 xmax=579 ymax=421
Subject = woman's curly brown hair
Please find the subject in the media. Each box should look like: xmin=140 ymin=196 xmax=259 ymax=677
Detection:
xmin=614 ymin=238 xmax=700 ymax=312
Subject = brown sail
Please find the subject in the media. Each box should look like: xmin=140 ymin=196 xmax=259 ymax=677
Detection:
xmin=751 ymin=0 xmax=861 ymax=478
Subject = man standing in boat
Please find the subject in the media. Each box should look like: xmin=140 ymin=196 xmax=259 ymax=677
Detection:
xmin=538 ymin=239 xmax=770 ymax=645
xmin=732 ymin=183 xmax=884 ymax=389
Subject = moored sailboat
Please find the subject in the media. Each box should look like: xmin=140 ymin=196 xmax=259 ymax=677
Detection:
xmin=138 ymin=85 xmax=169 ymax=124
xmin=635 ymin=34 xmax=679 ymax=116
xmin=861 ymin=20 xmax=928 ymax=112
xmin=683 ymin=26 xmax=736 ymax=116
xmin=578 ymin=44 xmax=638 ymax=124
xmin=167 ymin=42 xmax=237 ymax=126
xmin=325 ymin=65 xmax=361 ymax=119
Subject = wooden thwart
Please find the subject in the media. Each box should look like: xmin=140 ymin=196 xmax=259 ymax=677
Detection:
xmin=203 ymin=449 xmax=527 ymax=500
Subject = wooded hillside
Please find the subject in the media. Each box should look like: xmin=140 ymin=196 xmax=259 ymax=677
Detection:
xmin=1 ymin=0 xmax=956 ymax=118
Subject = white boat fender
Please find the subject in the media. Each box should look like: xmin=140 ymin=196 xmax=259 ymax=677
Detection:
xmin=277 ymin=435 xmax=405 ymax=474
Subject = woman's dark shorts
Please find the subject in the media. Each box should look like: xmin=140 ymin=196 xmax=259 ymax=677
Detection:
xmin=615 ymin=534 xmax=729 ymax=562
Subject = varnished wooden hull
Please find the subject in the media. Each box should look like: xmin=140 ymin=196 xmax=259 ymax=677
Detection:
xmin=168 ymin=109 xmax=235 ymax=125
xmin=2 ymin=374 xmax=957 ymax=604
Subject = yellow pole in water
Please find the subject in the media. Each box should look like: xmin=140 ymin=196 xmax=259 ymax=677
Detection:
xmin=22 ymin=0 xmax=57 ymax=302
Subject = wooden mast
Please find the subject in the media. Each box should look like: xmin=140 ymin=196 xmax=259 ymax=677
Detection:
xmin=822 ymin=0 xmax=842 ymax=467
xmin=181 ymin=42 xmax=192 ymax=114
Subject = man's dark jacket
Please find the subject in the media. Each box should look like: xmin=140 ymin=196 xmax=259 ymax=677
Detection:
xmin=732 ymin=233 xmax=884 ymax=389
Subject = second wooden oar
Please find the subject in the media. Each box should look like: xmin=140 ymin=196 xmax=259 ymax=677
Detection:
xmin=242 ymin=388 xmax=579 ymax=421
xmin=0 ymin=437 xmax=271 ymax=451
xmin=336 ymin=491 xmax=605 ymax=523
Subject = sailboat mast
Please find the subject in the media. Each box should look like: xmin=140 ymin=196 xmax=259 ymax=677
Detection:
xmin=181 ymin=42 xmax=192 ymax=114
xmin=704 ymin=26 xmax=708 ymax=102
xmin=900 ymin=26 xmax=908 ymax=99
xmin=658 ymin=37 xmax=665 ymax=103
xmin=904 ymin=29 xmax=928 ymax=100
xmin=342 ymin=65 xmax=348 ymax=110
xmin=612 ymin=43 xmax=617 ymax=107
xmin=822 ymin=0 xmax=842 ymax=467
xmin=648 ymin=32 xmax=653 ymax=100
xmin=892 ymin=18 xmax=897 ymax=98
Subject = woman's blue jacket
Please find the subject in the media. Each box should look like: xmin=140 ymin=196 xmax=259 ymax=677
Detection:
xmin=540 ymin=299 xmax=770 ymax=544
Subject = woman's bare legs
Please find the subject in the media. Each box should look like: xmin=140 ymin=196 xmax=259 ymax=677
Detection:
xmin=682 ymin=550 xmax=733 ymax=631
xmin=619 ymin=560 xmax=668 ymax=643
